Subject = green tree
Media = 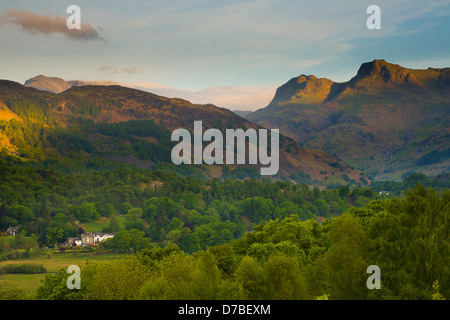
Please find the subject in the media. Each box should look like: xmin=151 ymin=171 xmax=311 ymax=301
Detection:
xmin=8 ymin=205 xmax=34 ymax=225
xmin=76 ymin=202 xmax=99 ymax=222
xmin=367 ymin=186 xmax=449 ymax=299
xmin=190 ymin=252 xmax=221 ymax=299
xmin=124 ymin=208 xmax=146 ymax=231
xmin=234 ymin=256 xmax=265 ymax=299
xmin=339 ymin=185 xmax=350 ymax=198
xmin=139 ymin=251 xmax=196 ymax=300
xmin=108 ymin=214 xmax=121 ymax=233
xmin=306 ymin=214 xmax=369 ymax=300
xmin=112 ymin=229 xmax=151 ymax=254
xmin=46 ymin=226 xmax=64 ymax=246
xmin=263 ymin=254 xmax=307 ymax=299
xmin=102 ymin=203 xmax=115 ymax=217
xmin=83 ymin=255 xmax=151 ymax=300
xmin=35 ymin=268 xmax=83 ymax=300
xmin=119 ymin=202 xmax=133 ymax=215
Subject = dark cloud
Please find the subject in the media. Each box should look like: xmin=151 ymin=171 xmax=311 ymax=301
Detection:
xmin=0 ymin=9 xmax=103 ymax=41
xmin=122 ymin=67 xmax=142 ymax=74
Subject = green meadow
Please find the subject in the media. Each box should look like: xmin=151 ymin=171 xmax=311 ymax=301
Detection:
xmin=0 ymin=250 xmax=125 ymax=293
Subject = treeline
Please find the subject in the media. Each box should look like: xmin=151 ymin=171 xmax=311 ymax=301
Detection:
xmin=0 ymin=98 xmax=174 ymax=166
xmin=370 ymin=173 xmax=450 ymax=194
xmin=94 ymin=119 xmax=172 ymax=144
xmin=417 ymin=148 xmax=450 ymax=166
xmin=1 ymin=163 xmax=447 ymax=253
xmin=34 ymin=186 xmax=449 ymax=300
xmin=0 ymin=263 xmax=46 ymax=274
xmin=0 ymin=163 xmax=388 ymax=251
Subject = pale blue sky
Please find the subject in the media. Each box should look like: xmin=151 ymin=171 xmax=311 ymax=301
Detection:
xmin=1 ymin=0 xmax=449 ymax=110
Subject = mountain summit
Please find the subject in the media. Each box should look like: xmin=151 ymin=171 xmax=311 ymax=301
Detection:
xmin=24 ymin=75 xmax=121 ymax=94
xmin=267 ymin=59 xmax=450 ymax=107
xmin=24 ymin=75 xmax=72 ymax=94
xmin=248 ymin=60 xmax=450 ymax=180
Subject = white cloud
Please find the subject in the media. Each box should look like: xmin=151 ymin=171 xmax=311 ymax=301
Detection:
xmin=98 ymin=65 xmax=143 ymax=75
xmin=125 ymin=81 xmax=277 ymax=111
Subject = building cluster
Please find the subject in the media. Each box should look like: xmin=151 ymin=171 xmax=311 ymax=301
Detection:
xmin=6 ymin=225 xmax=20 ymax=236
xmin=66 ymin=232 xmax=115 ymax=246
xmin=4 ymin=225 xmax=115 ymax=246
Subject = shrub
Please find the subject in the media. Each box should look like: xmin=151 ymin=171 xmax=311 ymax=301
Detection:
xmin=0 ymin=263 xmax=47 ymax=274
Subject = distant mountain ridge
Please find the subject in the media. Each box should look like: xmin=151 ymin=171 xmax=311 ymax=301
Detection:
xmin=24 ymin=75 xmax=121 ymax=94
xmin=24 ymin=75 xmax=72 ymax=93
xmin=0 ymin=79 xmax=366 ymax=186
xmin=266 ymin=60 xmax=450 ymax=107
xmin=248 ymin=59 xmax=450 ymax=180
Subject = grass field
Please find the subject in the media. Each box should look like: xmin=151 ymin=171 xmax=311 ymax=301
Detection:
xmin=79 ymin=214 xmax=149 ymax=231
xmin=79 ymin=214 xmax=127 ymax=232
xmin=0 ymin=250 xmax=126 ymax=294
xmin=0 ymin=214 xmax=143 ymax=297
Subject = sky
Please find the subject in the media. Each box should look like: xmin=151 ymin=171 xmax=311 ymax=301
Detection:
xmin=0 ymin=0 xmax=449 ymax=111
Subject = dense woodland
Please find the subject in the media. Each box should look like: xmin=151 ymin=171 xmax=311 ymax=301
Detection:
xmin=29 ymin=186 xmax=450 ymax=300
xmin=0 ymin=96 xmax=448 ymax=300
xmin=0 ymin=161 xmax=448 ymax=300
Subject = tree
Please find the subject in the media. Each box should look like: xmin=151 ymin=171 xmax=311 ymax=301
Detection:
xmin=190 ymin=252 xmax=221 ymax=300
xmin=108 ymin=214 xmax=121 ymax=233
xmin=142 ymin=204 xmax=157 ymax=221
xmin=0 ymin=203 xmax=8 ymax=230
xmin=124 ymin=208 xmax=145 ymax=231
xmin=119 ymin=202 xmax=132 ymax=215
xmin=102 ymin=203 xmax=115 ymax=217
xmin=75 ymin=202 xmax=99 ymax=222
xmin=263 ymin=254 xmax=307 ymax=299
xmin=35 ymin=268 xmax=83 ymax=300
xmin=234 ymin=256 xmax=265 ymax=299
xmin=306 ymin=214 xmax=369 ymax=300
xmin=139 ymin=252 xmax=196 ymax=300
xmin=250 ymin=197 xmax=275 ymax=222
xmin=367 ymin=186 xmax=449 ymax=299
xmin=82 ymin=255 xmax=152 ymax=300
xmin=313 ymin=199 xmax=330 ymax=218
xmin=112 ymin=229 xmax=151 ymax=254
xmin=178 ymin=192 xmax=200 ymax=210
xmin=46 ymin=226 xmax=65 ymax=246
xmin=339 ymin=185 xmax=350 ymax=198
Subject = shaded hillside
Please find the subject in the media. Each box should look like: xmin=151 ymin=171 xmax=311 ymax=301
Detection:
xmin=0 ymin=80 xmax=366 ymax=186
xmin=248 ymin=60 xmax=450 ymax=180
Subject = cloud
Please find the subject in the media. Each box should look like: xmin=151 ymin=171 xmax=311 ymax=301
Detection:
xmin=122 ymin=67 xmax=142 ymax=74
xmin=99 ymin=65 xmax=143 ymax=74
xmin=0 ymin=9 xmax=103 ymax=41
xmin=99 ymin=65 xmax=118 ymax=73
xmin=125 ymin=81 xmax=277 ymax=111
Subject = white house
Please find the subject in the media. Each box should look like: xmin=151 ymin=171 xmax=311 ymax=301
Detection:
xmin=80 ymin=232 xmax=115 ymax=245
xmin=6 ymin=225 xmax=20 ymax=236
xmin=67 ymin=237 xmax=82 ymax=246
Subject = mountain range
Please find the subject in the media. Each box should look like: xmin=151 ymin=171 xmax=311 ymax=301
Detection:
xmin=2 ymin=59 xmax=447 ymax=184
xmin=248 ymin=59 xmax=450 ymax=180
xmin=0 ymin=78 xmax=364 ymax=186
